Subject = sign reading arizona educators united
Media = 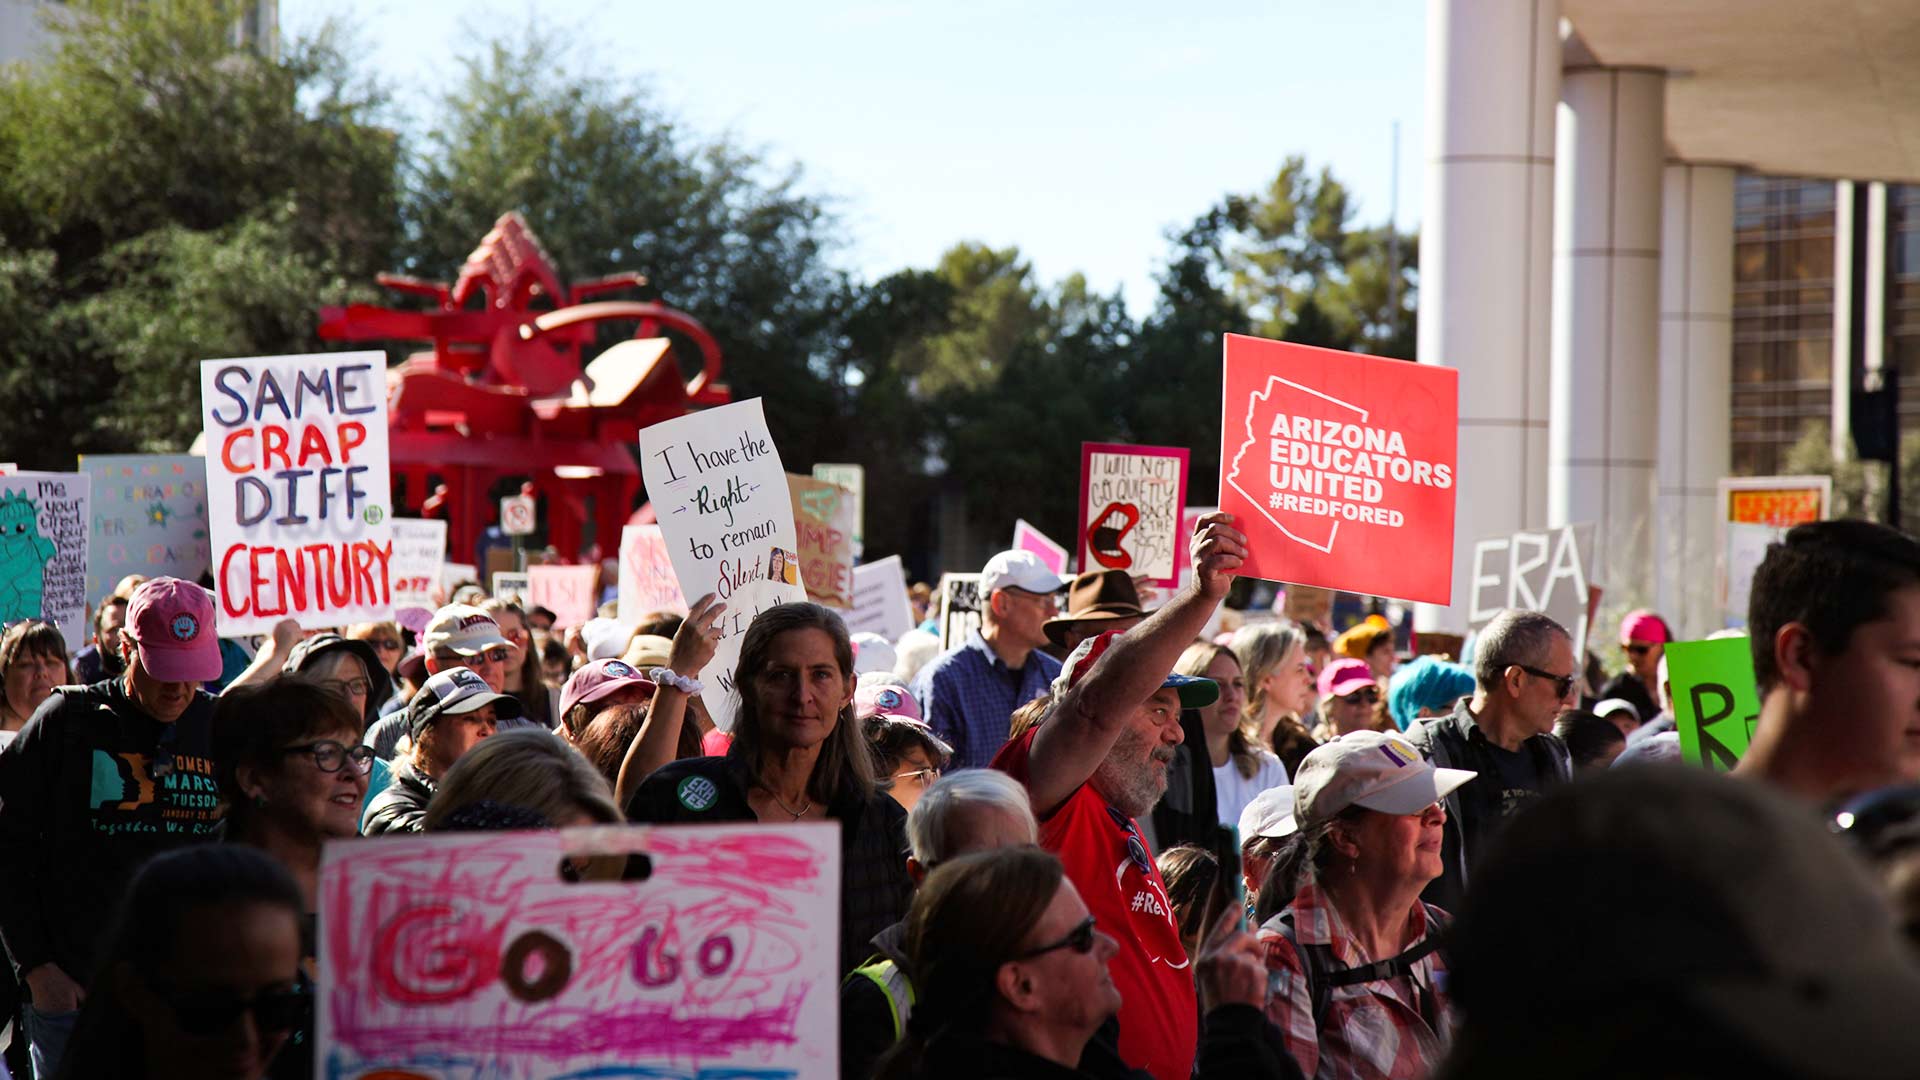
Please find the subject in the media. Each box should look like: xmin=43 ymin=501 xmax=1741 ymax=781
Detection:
xmin=1219 ymin=334 xmax=1459 ymax=605
xmin=1078 ymin=443 xmax=1189 ymax=588
xmin=200 ymin=352 xmax=393 ymax=636
xmin=318 ymin=823 xmax=840 ymax=1080
xmin=640 ymin=399 xmax=806 ymax=730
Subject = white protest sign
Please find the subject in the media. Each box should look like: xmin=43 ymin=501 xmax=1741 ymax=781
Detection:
xmin=1467 ymin=523 xmax=1598 ymax=656
xmin=1078 ymin=442 xmax=1190 ymax=588
xmin=640 ymin=399 xmax=806 ymax=729
xmin=318 ymin=823 xmax=840 ymax=1079
xmin=0 ymin=472 xmax=91 ymax=652
xmin=618 ymin=523 xmax=687 ymax=622
xmin=937 ymin=572 xmax=982 ymax=651
xmin=441 ymin=563 xmax=478 ymax=593
xmin=841 ymin=555 xmax=915 ymax=642
xmin=813 ymin=462 xmax=864 ymax=557
xmin=78 ymin=454 xmax=211 ymax=601
xmin=492 ymin=571 xmax=531 ymax=607
xmin=389 ymin=518 xmax=446 ymax=616
xmin=199 ymin=352 xmax=393 ymax=636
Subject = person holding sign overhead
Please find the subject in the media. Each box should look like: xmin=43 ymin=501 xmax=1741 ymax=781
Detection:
xmin=1736 ymin=521 xmax=1920 ymax=803
xmin=625 ymin=602 xmax=914 ymax=974
xmin=989 ymin=512 xmax=1247 ymax=1080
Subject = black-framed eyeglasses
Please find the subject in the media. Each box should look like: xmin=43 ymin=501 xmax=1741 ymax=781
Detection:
xmin=281 ymin=740 xmax=375 ymax=775
xmin=1016 ymin=916 xmax=1098 ymax=959
xmin=153 ymin=981 xmax=309 ymax=1036
xmin=1517 ymin=665 xmax=1576 ymax=698
xmin=320 ymin=676 xmax=372 ymax=697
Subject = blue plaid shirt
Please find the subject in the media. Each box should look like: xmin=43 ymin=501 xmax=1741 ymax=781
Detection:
xmin=912 ymin=630 xmax=1061 ymax=771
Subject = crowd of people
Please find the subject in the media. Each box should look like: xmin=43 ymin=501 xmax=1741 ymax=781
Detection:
xmin=3 ymin=513 xmax=1920 ymax=1078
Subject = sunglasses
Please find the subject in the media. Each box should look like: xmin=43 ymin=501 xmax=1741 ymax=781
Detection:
xmin=156 ymin=983 xmax=309 ymax=1037
xmin=1106 ymin=805 xmax=1154 ymax=875
xmin=281 ymin=740 xmax=376 ymax=775
xmin=1517 ymin=665 xmax=1577 ymax=698
xmin=1016 ymin=915 xmax=1098 ymax=959
xmin=476 ymin=647 xmax=513 ymax=666
xmin=1340 ymin=687 xmax=1381 ymax=705
xmin=1624 ymin=643 xmax=1654 ymax=657
xmin=369 ymin=638 xmax=403 ymax=652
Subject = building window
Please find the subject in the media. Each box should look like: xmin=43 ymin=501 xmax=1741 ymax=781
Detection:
xmin=1731 ymin=175 xmax=1837 ymax=476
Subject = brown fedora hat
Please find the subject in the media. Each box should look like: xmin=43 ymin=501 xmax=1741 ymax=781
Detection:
xmin=1044 ymin=570 xmax=1146 ymax=647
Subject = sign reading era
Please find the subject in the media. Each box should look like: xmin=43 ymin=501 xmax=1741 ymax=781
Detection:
xmin=1219 ymin=334 xmax=1458 ymax=605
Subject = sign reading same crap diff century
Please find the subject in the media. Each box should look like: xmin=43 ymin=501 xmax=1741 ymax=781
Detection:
xmin=200 ymin=353 xmax=394 ymax=636
xmin=1218 ymin=334 xmax=1459 ymax=605
xmin=1077 ymin=443 xmax=1189 ymax=588
xmin=319 ymin=823 xmax=840 ymax=1080
xmin=640 ymin=399 xmax=806 ymax=730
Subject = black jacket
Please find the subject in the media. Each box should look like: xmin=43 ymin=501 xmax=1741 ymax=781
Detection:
xmin=0 ymin=679 xmax=226 ymax=984
xmin=627 ymin=751 xmax=914 ymax=973
xmin=360 ymin=756 xmax=434 ymax=836
xmin=907 ymin=1005 xmax=1303 ymax=1080
xmin=843 ymin=920 xmax=911 ymax=1080
xmin=1404 ymin=700 xmax=1571 ymax=912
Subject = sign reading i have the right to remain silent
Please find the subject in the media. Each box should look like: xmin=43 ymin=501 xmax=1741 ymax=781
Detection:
xmin=1218 ymin=334 xmax=1459 ymax=605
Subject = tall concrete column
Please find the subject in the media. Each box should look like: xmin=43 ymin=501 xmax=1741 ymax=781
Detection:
xmin=1414 ymin=0 xmax=1560 ymax=634
xmin=1654 ymin=163 xmax=1735 ymax=638
xmin=1549 ymin=66 xmax=1666 ymax=609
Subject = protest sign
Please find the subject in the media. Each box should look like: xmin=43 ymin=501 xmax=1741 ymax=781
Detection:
xmin=842 ymin=555 xmax=915 ymax=642
xmin=1717 ymin=476 xmax=1830 ymax=628
xmin=492 ymin=571 xmax=531 ymax=607
xmin=1078 ymin=442 xmax=1189 ymax=588
xmin=199 ymin=352 xmax=393 ymax=636
xmin=1219 ymin=334 xmax=1459 ymax=605
xmin=529 ymin=564 xmax=597 ymax=628
xmin=617 ymin=523 xmax=687 ymax=621
xmin=78 ymin=454 xmax=210 ymax=602
xmin=441 ymin=562 xmax=478 ymax=594
xmin=813 ymin=463 xmax=865 ymax=558
xmin=319 ymin=822 xmax=840 ymax=1080
xmin=1466 ymin=523 xmax=1598 ymax=656
xmin=0 ymin=472 xmax=90 ymax=651
xmin=1668 ymin=637 xmax=1759 ymax=771
xmin=388 ymin=518 xmax=446 ymax=617
xmin=1014 ymin=518 xmax=1070 ymax=576
xmin=788 ymin=473 xmax=856 ymax=609
xmin=640 ymin=399 xmax=806 ymax=729
xmin=937 ymin=572 xmax=982 ymax=651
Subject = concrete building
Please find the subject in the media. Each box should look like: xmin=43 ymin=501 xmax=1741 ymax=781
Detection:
xmin=1418 ymin=0 xmax=1920 ymax=640
xmin=0 ymin=0 xmax=278 ymax=67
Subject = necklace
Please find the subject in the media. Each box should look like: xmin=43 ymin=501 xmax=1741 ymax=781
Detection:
xmin=764 ymin=788 xmax=811 ymax=821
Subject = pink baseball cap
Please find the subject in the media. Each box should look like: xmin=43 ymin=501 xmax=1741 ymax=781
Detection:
xmin=854 ymin=682 xmax=921 ymax=722
xmin=125 ymin=577 xmax=223 ymax=683
xmin=1621 ymin=610 xmax=1671 ymax=646
xmin=559 ymin=658 xmax=656 ymax=718
xmin=1318 ymin=657 xmax=1377 ymax=700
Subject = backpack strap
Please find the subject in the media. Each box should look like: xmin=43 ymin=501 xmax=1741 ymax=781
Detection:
xmin=1280 ymin=904 xmax=1451 ymax=1029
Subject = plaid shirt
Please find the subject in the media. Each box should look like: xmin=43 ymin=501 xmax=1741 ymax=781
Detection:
xmin=911 ymin=630 xmax=1060 ymax=771
xmin=1258 ymin=881 xmax=1454 ymax=1080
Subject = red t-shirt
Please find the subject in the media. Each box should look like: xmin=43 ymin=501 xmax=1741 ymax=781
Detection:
xmin=993 ymin=728 xmax=1198 ymax=1080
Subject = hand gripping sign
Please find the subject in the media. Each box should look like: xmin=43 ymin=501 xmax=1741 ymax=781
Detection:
xmin=1218 ymin=334 xmax=1459 ymax=605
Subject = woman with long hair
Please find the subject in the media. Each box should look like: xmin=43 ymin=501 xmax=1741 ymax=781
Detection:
xmin=626 ymin=602 xmax=913 ymax=972
xmin=1177 ymin=641 xmax=1287 ymax=832
xmin=54 ymin=845 xmax=307 ymax=1080
xmin=1230 ymin=622 xmax=1317 ymax=777
xmin=480 ymin=598 xmax=555 ymax=728
xmin=423 ymin=727 xmax=622 ymax=830
xmin=1 ymin=620 xmax=70 ymax=734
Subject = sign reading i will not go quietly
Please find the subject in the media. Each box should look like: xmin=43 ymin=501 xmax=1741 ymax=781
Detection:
xmin=640 ymin=398 xmax=806 ymax=730
xmin=317 ymin=823 xmax=840 ymax=1080
xmin=1218 ymin=334 xmax=1459 ymax=605
xmin=1078 ymin=443 xmax=1189 ymax=588
xmin=200 ymin=352 xmax=393 ymax=636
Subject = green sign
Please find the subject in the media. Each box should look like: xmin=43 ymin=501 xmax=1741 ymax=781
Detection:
xmin=1668 ymin=637 xmax=1760 ymax=771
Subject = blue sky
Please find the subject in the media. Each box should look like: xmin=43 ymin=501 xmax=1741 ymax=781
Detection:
xmin=290 ymin=1 xmax=1426 ymax=315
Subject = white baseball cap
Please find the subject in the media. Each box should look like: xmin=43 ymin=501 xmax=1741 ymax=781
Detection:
xmin=1238 ymin=784 xmax=1299 ymax=843
xmin=423 ymin=605 xmax=511 ymax=656
xmin=1294 ymin=730 xmax=1477 ymax=828
xmin=979 ymin=550 xmax=1069 ymax=596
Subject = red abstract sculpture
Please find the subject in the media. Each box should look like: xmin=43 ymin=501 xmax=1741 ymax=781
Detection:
xmin=318 ymin=213 xmax=728 ymax=565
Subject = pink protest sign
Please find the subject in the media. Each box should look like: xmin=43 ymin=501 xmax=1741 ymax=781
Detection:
xmin=529 ymin=563 xmax=598 ymax=628
xmin=618 ymin=523 xmax=688 ymax=619
xmin=319 ymin=823 xmax=840 ymax=1078
xmin=1013 ymin=518 xmax=1069 ymax=576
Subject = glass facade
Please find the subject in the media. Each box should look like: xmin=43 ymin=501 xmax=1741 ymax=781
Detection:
xmin=1731 ymin=176 xmax=1836 ymax=476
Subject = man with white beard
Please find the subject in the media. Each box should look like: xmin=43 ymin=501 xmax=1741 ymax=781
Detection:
xmin=991 ymin=512 xmax=1247 ymax=1080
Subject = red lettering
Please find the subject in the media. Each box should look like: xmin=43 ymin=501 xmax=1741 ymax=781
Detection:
xmin=220 ymin=429 xmax=254 ymax=474
xmin=338 ymin=421 xmax=367 ymax=463
xmin=274 ymin=547 xmax=307 ymax=614
xmin=250 ymin=546 xmax=286 ymax=617
xmin=372 ymin=904 xmax=499 ymax=1006
xmin=296 ymin=424 xmax=334 ymax=468
xmin=218 ymin=545 xmax=250 ymax=617
xmin=261 ymin=425 xmax=292 ymax=472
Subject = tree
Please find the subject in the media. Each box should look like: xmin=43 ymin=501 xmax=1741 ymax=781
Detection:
xmin=0 ymin=0 xmax=401 ymax=464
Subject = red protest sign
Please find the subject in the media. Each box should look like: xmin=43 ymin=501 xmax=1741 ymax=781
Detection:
xmin=1218 ymin=334 xmax=1458 ymax=605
